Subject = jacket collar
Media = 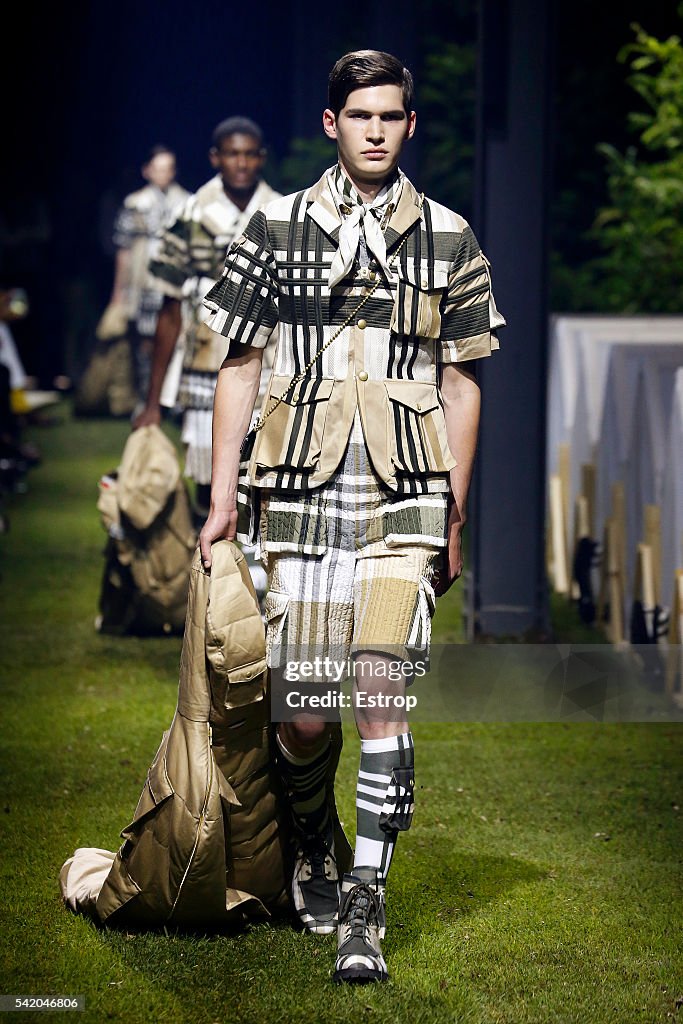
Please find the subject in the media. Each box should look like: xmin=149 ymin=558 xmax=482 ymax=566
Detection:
xmin=306 ymin=170 xmax=342 ymax=242
xmin=305 ymin=168 xmax=423 ymax=249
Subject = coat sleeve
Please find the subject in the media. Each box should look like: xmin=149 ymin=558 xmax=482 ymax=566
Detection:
xmin=147 ymin=194 xmax=196 ymax=300
xmin=440 ymin=223 xmax=506 ymax=364
xmin=203 ymin=209 xmax=279 ymax=353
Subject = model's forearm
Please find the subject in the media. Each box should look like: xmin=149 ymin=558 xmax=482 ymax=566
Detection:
xmin=210 ymin=350 xmax=263 ymax=510
xmin=145 ymin=296 xmax=182 ymax=407
xmin=441 ymin=363 xmax=481 ymax=527
xmin=110 ymin=248 xmax=131 ymax=306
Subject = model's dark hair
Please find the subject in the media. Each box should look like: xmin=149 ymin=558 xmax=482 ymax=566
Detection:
xmin=328 ymin=50 xmax=414 ymax=115
xmin=211 ymin=116 xmax=264 ymax=149
xmin=144 ymin=144 xmax=175 ymax=164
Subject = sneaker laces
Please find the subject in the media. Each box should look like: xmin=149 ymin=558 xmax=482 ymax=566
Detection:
xmin=300 ymin=834 xmax=333 ymax=878
xmin=341 ymin=884 xmax=379 ymax=942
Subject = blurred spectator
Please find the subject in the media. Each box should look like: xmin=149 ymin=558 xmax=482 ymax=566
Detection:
xmin=99 ymin=146 xmax=189 ymax=400
xmin=0 ymin=287 xmax=40 ymax=506
xmin=0 ymin=190 xmax=56 ymax=388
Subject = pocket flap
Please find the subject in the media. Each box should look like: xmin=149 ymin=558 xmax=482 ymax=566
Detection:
xmin=384 ymin=380 xmax=441 ymax=414
xmin=268 ymin=375 xmax=335 ymax=406
xmin=395 ymin=266 xmax=449 ymax=293
xmin=263 ymin=590 xmax=290 ymax=624
xmin=226 ymin=657 xmax=267 ymax=686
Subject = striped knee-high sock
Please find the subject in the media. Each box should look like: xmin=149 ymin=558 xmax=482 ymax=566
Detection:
xmin=354 ymin=732 xmax=415 ymax=882
xmin=275 ymin=732 xmax=331 ymax=838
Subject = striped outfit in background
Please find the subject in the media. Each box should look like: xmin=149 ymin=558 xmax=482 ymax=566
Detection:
xmin=113 ymin=182 xmax=189 ymax=338
xmin=149 ymin=176 xmax=280 ymax=484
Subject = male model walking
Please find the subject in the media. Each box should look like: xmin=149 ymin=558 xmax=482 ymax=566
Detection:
xmin=134 ymin=117 xmax=280 ymax=521
xmin=199 ymin=50 xmax=504 ymax=983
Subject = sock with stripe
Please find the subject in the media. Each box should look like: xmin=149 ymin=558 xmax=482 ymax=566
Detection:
xmin=354 ymin=732 xmax=415 ymax=882
xmin=275 ymin=731 xmax=332 ymax=838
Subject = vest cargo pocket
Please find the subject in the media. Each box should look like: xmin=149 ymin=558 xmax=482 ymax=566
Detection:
xmin=384 ymin=380 xmax=456 ymax=474
xmin=390 ymin=268 xmax=448 ymax=339
xmin=254 ymin=375 xmax=334 ymax=470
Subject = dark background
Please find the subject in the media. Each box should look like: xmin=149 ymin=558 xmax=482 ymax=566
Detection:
xmin=0 ymin=0 xmax=679 ymax=387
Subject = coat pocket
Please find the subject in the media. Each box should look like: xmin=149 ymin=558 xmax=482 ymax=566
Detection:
xmin=384 ymin=380 xmax=456 ymax=475
xmin=390 ymin=268 xmax=448 ymax=339
xmin=263 ymin=590 xmax=290 ymax=666
xmin=254 ymin=375 xmax=334 ymax=470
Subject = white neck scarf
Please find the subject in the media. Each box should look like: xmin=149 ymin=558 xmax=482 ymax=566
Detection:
xmin=327 ymin=165 xmax=402 ymax=288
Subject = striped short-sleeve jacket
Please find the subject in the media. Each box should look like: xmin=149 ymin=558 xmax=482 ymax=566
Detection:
xmin=204 ymin=169 xmax=505 ymax=496
xmin=148 ymin=177 xmax=280 ymax=375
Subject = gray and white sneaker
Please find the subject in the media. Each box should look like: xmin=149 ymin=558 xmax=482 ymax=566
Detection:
xmin=333 ymin=867 xmax=388 ymax=984
xmin=291 ymin=830 xmax=339 ymax=935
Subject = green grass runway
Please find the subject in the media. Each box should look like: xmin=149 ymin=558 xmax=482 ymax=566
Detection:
xmin=1 ymin=405 xmax=681 ymax=1024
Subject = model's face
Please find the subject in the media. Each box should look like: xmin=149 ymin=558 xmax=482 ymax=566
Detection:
xmin=323 ymin=84 xmax=415 ymax=187
xmin=210 ymin=133 xmax=265 ymax=192
xmin=143 ymin=153 xmax=176 ymax=190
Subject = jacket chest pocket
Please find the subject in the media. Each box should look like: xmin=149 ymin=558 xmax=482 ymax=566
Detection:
xmin=390 ymin=268 xmax=449 ymax=339
xmin=253 ymin=375 xmax=334 ymax=470
xmin=385 ymin=380 xmax=456 ymax=475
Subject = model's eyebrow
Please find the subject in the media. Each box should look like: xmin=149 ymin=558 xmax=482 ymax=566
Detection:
xmin=345 ymin=108 xmax=406 ymax=117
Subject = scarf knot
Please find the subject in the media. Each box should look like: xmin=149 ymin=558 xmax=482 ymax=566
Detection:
xmin=327 ymin=166 xmax=402 ymax=288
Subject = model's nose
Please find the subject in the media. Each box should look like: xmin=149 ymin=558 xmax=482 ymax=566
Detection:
xmin=366 ymin=117 xmax=385 ymax=142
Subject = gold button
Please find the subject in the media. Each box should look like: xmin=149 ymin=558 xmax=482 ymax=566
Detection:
xmin=357 ymin=318 xmax=367 ymax=330
xmin=368 ymin=270 xmax=376 ymax=281
xmin=421 ymin=275 xmax=429 ymax=288
xmin=416 ymin=403 xmax=422 ymax=411
xmin=358 ymin=370 xmax=368 ymax=381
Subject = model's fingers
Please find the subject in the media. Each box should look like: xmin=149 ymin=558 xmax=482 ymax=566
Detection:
xmin=199 ymin=530 xmax=212 ymax=570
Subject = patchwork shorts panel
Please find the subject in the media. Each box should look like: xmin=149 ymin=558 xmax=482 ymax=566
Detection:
xmin=265 ymin=541 xmax=439 ymax=670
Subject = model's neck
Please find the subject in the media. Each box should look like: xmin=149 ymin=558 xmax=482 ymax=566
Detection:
xmin=222 ymin=181 xmax=258 ymax=211
xmin=338 ymin=160 xmax=393 ymax=204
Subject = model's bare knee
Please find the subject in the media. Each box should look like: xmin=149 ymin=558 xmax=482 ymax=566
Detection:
xmin=278 ymin=717 xmax=330 ymax=756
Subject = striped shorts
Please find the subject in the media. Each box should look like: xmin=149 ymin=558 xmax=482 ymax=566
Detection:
xmin=261 ymin=417 xmax=446 ymax=671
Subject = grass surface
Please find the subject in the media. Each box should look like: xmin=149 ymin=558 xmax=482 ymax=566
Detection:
xmin=1 ymin=405 xmax=682 ymax=1024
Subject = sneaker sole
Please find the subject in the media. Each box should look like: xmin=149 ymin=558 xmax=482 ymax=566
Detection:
xmin=333 ymin=965 xmax=388 ymax=984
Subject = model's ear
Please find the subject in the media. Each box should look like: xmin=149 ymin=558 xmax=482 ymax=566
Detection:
xmin=208 ymin=147 xmax=219 ymax=169
xmin=322 ymin=108 xmax=337 ymax=141
xmin=405 ymin=110 xmax=417 ymax=141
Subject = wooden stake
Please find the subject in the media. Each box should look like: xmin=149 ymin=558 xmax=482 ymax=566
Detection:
xmin=598 ymin=517 xmax=625 ymax=645
xmin=549 ymin=473 xmax=569 ymax=595
xmin=581 ymin=462 xmax=596 ymax=539
xmin=644 ymin=505 xmax=662 ymax=608
xmin=665 ymin=570 xmax=683 ymax=700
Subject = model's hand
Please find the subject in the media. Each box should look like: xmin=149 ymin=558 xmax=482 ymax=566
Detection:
xmin=433 ymin=523 xmax=464 ymax=597
xmin=131 ymin=404 xmax=161 ymax=430
xmin=95 ymin=303 xmax=128 ymax=341
xmin=199 ymin=506 xmax=238 ymax=570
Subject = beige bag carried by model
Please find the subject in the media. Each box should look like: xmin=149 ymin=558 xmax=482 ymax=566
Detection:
xmin=96 ymin=425 xmax=196 ymax=635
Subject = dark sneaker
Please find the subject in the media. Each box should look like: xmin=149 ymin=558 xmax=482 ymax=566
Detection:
xmin=292 ymin=830 xmax=339 ymax=935
xmin=333 ymin=867 xmax=388 ymax=984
